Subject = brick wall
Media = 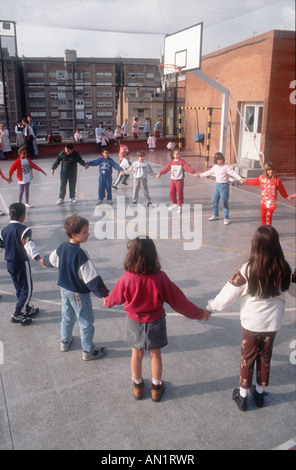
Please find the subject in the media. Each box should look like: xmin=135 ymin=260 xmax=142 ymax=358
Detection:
xmin=184 ymin=30 xmax=295 ymax=175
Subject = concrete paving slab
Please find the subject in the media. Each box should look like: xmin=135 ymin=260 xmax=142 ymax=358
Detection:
xmin=0 ymin=149 xmax=295 ymax=451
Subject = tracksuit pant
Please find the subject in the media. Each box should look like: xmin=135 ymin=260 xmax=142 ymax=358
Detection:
xmin=7 ymin=260 xmax=32 ymax=315
xmin=59 ymin=169 xmax=77 ymax=199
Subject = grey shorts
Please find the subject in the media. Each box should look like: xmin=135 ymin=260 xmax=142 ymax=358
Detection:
xmin=125 ymin=314 xmax=168 ymax=350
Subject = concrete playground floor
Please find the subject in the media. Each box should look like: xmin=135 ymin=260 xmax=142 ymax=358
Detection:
xmin=0 ymin=148 xmax=295 ymax=451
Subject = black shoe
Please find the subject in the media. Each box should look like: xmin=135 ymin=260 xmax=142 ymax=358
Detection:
xmin=11 ymin=313 xmax=32 ymax=325
xmin=232 ymin=388 xmax=247 ymax=411
xmin=112 ymin=185 xmax=118 ymax=190
xmin=25 ymin=305 xmax=39 ymax=317
xmin=250 ymin=385 xmax=266 ymax=407
xmin=121 ymin=182 xmax=128 ymax=185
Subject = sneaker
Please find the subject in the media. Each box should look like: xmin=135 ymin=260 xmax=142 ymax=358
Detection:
xmin=112 ymin=185 xmax=118 ymax=190
xmin=177 ymin=206 xmax=182 ymax=214
xmin=25 ymin=305 xmax=39 ymax=317
xmin=82 ymin=346 xmax=107 ymax=361
xmin=151 ymin=381 xmax=165 ymax=402
xmin=57 ymin=198 xmax=64 ymax=205
xmin=147 ymin=201 xmax=154 ymax=207
xmin=209 ymin=215 xmax=219 ymax=221
xmin=96 ymin=200 xmax=103 ymax=205
xmin=11 ymin=313 xmax=32 ymax=325
xmin=25 ymin=203 xmax=33 ymax=208
xmin=168 ymin=203 xmax=178 ymax=211
xmin=132 ymin=201 xmax=137 ymax=205
xmin=250 ymin=385 xmax=266 ymax=407
xmin=106 ymin=200 xmax=113 ymax=205
xmin=232 ymin=388 xmax=247 ymax=411
xmin=71 ymin=198 xmax=77 ymax=203
xmin=121 ymin=181 xmax=128 ymax=185
xmin=224 ymin=218 xmax=230 ymax=225
xmin=61 ymin=340 xmax=72 ymax=352
xmin=133 ymin=379 xmax=144 ymax=400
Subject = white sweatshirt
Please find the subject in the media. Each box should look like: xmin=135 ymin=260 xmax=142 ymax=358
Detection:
xmin=206 ymin=262 xmax=295 ymax=332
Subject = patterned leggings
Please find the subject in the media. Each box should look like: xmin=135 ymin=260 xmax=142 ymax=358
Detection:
xmin=260 ymin=203 xmax=276 ymax=225
xmin=240 ymin=327 xmax=277 ymax=389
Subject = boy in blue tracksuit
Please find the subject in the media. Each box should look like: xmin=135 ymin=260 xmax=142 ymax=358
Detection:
xmin=0 ymin=202 xmax=45 ymax=325
xmin=86 ymin=150 xmax=123 ymax=204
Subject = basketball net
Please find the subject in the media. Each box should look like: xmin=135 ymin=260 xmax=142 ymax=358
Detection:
xmin=158 ymin=64 xmax=182 ymax=92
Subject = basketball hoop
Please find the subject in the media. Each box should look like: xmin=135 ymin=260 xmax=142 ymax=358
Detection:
xmin=158 ymin=64 xmax=182 ymax=92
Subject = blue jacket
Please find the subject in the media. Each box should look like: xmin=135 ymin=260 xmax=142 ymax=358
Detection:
xmin=86 ymin=156 xmax=121 ymax=176
xmin=44 ymin=242 xmax=109 ymax=297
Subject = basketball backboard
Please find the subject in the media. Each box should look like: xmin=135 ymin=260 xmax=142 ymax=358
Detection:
xmin=163 ymin=22 xmax=203 ymax=75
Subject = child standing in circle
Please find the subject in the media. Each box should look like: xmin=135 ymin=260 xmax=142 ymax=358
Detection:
xmin=241 ymin=161 xmax=293 ymax=225
xmin=125 ymin=150 xmax=157 ymax=206
xmin=86 ymin=149 xmax=123 ymax=205
xmin=205 ymin=225 xmax=295 ymax=411
xmin=104 ymin=237 xmax=210 ymax=401
xmin=196 ymin=152 xmax=244 ymax=225
xmin=43 ymin=215 xmax=109 ymax=360
xmin=8 ymin=147 xmax=47 ymax=208
xmin=156 ymin=149 xmax=199 ymax=214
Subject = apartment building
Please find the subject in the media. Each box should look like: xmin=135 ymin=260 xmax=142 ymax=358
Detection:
xmin=1 ymin=48 xmax=166 ymax=141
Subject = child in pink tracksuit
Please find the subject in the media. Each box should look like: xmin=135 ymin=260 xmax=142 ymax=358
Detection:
xmin=156 ymin=149 xmax=198 ymax=214
xmin=242 ymin=161 xmax=293 ymax=225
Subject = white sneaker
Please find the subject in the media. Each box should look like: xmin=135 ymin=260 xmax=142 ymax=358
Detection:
xmin=224 ymin=218 xmax=230 ymax=225
xmin=57 ymin=198 xmax=64 ymax=205
xmin=209 ymin=215 xmax=219 ymax=221
xmin=25 ymin=203 xmax=33 ymax=208
xmin=168 ymin=203 xmax=178 ymax=211
xmin=177 ymin=206 xmax=182 ymax=214
xmin=71 ymin=198 xmax=77 ymax=204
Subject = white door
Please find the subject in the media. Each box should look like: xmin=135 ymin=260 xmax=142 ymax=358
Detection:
xmin=239 ymin=103 xmax=263 ymax=161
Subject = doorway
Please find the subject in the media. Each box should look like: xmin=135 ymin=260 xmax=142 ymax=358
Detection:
xmin=239 ymin=103 xmax=263 ymax=161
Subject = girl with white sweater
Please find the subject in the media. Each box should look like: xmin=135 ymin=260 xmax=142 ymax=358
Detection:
xmin=205 ymin=225 xmax=295 ymax=411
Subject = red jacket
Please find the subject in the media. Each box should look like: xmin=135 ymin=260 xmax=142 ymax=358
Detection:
xmin=105 ymin=270 xmax=204 ymax=323
xmin=9 ymin=157 xmax=44 ymax=182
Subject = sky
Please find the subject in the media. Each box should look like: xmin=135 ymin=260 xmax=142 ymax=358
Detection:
xmin=0 ymin=0 xmax=295 ymax=59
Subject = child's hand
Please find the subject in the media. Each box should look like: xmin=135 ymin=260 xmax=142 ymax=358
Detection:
xmin=38 ymin=258 xmax=46 ymax=268
xmin=287 ymin=194 xmax=295 ymax=200
xmin=202 ymin=309 xmax=211 ymax=322
xmin=194 ymin=173 xmax=200 ymax=178
xmin=155 ymin=174 xmax=160 ymax=179
xmin=50 ymin=169 xmax=55 ymax=175
xmin=43 ymin=172 xmax=47 ymax=177
xmin=84 ymin=164 xmax=89 ymax=170
xmin=240 ymin=178 xmax=245 ymax=184
xmin=103 ymin=297 xmax=108 ymax=307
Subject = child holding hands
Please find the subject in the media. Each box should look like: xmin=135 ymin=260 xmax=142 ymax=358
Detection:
xmin=156 ymin=149 xmax=199 ymax=214
xmin=205 ymin=225 xmax=295 ymax=411
xmin=196 ymin=152 xmax=244 ymax=225
xmin=104 ymin=237 xmax=210 ymax=401
xmin=241 ymin=161 xmax=293 ymax=225
xmin=43 ymin=215 xmax=109 ymax=360
xmin=8 ymin=146 xmax=47 ymax=208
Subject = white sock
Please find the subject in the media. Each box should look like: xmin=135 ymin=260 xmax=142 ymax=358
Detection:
xmin=131 ymin=377 xmax=142 ymax=384
xmin=240 ymin=387 xmax=248 ymax=398
xmin=152 ymin=378 xmax=162 ymax=386
xmin=256 ymin=384 xmax=264 ymax=394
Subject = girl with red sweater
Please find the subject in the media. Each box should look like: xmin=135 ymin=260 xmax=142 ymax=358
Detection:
xmin=8 ymin=147 xmax=47 ymax=208
xmin=156 ymin=149 xmax=199 ymax=214
xmin=104 ymin=237 xmax=210 ymax=402
xmin=242 ymin=162 xmax=293 ymax=225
